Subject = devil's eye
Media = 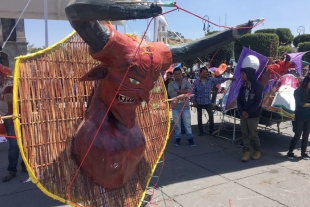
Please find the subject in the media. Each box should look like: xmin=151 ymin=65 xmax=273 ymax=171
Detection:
xmin=129 ymin=78 xmax=140 ymax=84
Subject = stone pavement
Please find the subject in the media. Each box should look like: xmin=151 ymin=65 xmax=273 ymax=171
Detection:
xmin=1 ymin=108 xmax=310 ymax=207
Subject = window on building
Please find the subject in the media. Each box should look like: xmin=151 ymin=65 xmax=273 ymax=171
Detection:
xmin=162 ymin=26 xmax=165 ymax=32
xmin=162 ymin=38 xmax=165 ymax=42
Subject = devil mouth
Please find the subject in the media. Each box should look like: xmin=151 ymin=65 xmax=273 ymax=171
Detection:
xmin=117 ymin=94 xmax=139 ymax=103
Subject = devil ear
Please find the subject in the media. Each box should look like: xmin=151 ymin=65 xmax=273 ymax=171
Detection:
xmin=79 ymin=64 xmax=109 ymax=81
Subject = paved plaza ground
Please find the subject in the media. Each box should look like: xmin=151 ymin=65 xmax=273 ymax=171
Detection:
xmin=1 ymin=108 xmax=310 ymax=207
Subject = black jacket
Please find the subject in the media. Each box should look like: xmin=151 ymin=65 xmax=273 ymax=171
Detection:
xmin=294 ymin=87 xmax=310 ymax=120
xmin=237 ymin=68 xmax=264 ymax=118
xmin=164 ymin=80 xmax=171 ymax=99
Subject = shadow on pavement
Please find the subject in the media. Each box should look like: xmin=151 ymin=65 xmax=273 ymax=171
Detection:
xmin=150 ymin=121 xmax=307 ymax=188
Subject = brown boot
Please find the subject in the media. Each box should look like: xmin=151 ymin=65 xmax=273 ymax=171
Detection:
xmin=241 ymin=151 xmax=250 ymax=162
xmin=252 ymin=151 xmax=261 ymax=160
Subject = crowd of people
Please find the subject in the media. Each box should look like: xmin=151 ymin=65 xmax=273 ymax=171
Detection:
xmin=0 ymin=73 xmax=26 ymax=183
xmin=165 ymin=63 xmax=237 ymax=147
xmin=165 ymin=55 xmax=310 ymax=162
xmin=1 ymin=53 xmax=310 ymax=184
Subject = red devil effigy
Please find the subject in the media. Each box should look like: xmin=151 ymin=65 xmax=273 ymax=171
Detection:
xmin=64 ymin=0 xmax=256 ymax=189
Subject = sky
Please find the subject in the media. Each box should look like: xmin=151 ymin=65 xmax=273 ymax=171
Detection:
xmin=23 ymin=0 xmax=310 ymax=48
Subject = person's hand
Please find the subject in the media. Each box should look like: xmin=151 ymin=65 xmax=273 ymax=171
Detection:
xmin=242 ymin=111 xmax=249 ymax=119
xmin=192 ymin=101 xmax=198 ymax=107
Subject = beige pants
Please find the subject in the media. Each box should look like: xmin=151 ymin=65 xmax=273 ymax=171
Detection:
xmin=240 ymin=117 xmax=260 ymax=152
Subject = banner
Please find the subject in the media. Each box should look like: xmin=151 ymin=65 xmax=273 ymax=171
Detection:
xmin=225 ymin=47 xmax=268 ymax=111
xmin=288 ymin=52 xmax=309 ymax=75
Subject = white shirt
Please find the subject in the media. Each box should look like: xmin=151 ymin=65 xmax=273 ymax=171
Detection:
xmin=221 ymin=72 xmax=233 ymax=89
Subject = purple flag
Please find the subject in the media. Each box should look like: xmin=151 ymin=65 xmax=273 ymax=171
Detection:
xmin=225 ymin=47 xmax=268 ymax=110
xmin=209 ymin=67 xmax=217 ymax=72
xmin=288 ymin=52 xmax=309 ymax=75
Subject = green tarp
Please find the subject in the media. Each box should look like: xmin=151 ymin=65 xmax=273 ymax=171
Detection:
xmin=302 ymin=60 xmax=310 ymax=66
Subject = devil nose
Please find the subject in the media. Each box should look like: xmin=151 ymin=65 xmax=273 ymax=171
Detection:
xmin=139 ymin=91 xmax=150 ymax=102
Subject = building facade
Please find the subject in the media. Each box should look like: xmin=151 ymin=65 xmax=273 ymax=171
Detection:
xmin=0 ymin=18 xmax=28 ymax=70
xmin=158 ymin=21 xmax=168 ymax=44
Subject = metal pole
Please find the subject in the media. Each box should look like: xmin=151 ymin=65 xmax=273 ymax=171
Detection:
xmin=0 ymin=115 xmax=19 ymax=120
xmin=202 ymin=15 xmax=209 ymax=35
xmin=153 ymin=0 xmax=159 ymax=42
xmin=44 ymin=0 xmax=48 ymax=47
xmin=297 ymin=26 xmax=305 ymax=35
xmin=233 ymin=107 xmax=236 ymax=143
xmin=225 ymin=13 xmax=227 ymax=27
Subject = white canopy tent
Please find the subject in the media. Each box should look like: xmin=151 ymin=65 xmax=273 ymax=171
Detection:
xmin=0 ymin=0 xmax=127 ymax=47
xmin=1 ymin=0 xmax=170 ymax=48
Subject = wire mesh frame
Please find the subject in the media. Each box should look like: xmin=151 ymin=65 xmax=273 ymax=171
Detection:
xmin=13 ymin=32 xmax=170 ymax=207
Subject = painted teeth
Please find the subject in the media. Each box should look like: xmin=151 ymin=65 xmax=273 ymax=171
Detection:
xmin=118 ymin=94 xmax=137 ymax=103
xmin=141 ymin=101 xmax=146 ymax=108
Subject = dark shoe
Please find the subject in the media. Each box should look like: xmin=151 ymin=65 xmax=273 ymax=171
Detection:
xmin=198 ymin=131 xmax=203 ymax=136
xmin=302 ymin=154 xmax=310 ymax=160
xmin=21 ymin=167 xmax=27 ymax=173
xmin=239 ymin=142 xmax=244 ymax=148
xmin=2 ymin=171 xmax=17 ymax=182
xmin=287 ymin=152 xmax=294 ymax=160
xmin=188 ymin=138 xmax=196 ymax=147
xmin=174 ymin=138 xmax=181 ymax=147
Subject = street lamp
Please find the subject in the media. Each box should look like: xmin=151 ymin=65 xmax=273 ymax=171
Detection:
xmin=202 ymin=15 xmax=210 ymax=35
xmin=297 ymin=26 xmax=305 ymax=35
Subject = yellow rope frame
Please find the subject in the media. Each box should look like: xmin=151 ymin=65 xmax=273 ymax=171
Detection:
xmin=13 ymin=31 xmax=78 ymax=206
xmin=138 ymin=81 xmax=170 ymax=207
xmin=13 ymin=30 xmax=170 ymax=207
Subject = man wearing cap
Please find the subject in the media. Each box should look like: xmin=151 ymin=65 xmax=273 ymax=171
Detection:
xmin=237 ymin=55 xmax=264 ymax=162
xmin=192 ymin=67 xmax=234 ymax=136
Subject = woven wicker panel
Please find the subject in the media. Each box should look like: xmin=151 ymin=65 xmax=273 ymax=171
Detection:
xmin=16 ymin=32 xmax=169 ymax=207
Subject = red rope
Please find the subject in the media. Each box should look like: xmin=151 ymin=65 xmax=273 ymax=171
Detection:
xmin=174 ymin=3 xmax=265 ymax=30
xmin=66 ymin=7 xmax=185 ymax=203
xmin=146 ymin=68 xmax=213 ymax=206
xmin=1 ymin=135 xmax=16 ymax=139
xmin=65 ymin=2 xmax=265 ymax=205
xmin=65 ymin=19 xmax=156 ymax=203
xmin=209 ymin=49 xmax=220 ymax=65
xmin=147 ymin=46 xmax=222 ymax=205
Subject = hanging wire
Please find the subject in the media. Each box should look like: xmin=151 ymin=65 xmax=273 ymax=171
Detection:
xmin=125 ymin=22 xmax=137 ymax=35
xmin=1 ymin=0 xmax=32 ymax=51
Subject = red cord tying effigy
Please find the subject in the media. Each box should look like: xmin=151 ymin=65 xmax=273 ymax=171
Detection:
xmin=66 ymin=20 xmax=172 ymax=200
xmin=63 ymin=2 xmax=264 ymax=205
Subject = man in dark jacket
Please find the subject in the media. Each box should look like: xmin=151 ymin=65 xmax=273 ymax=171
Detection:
xmin=164 ymin=71 xmax=173 ymax=99
xmin=237 ymin=55 xmax=264 ymax=162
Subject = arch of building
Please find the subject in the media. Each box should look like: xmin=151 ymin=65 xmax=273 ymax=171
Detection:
xmin=0 ymin=51 xmax=9 ymax=67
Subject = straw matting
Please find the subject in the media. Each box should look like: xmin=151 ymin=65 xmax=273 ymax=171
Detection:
xmin=14 ymin=32 xmax=170 ymax=207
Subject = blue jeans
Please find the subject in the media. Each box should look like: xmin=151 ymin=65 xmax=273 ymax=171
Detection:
xmin=4 ymin=120 xmax=25 ymax=172
xmin=181 ymin=117 xmax=185 ymax=131
xmin=172 ymin=109 xmax=193 ymax=139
